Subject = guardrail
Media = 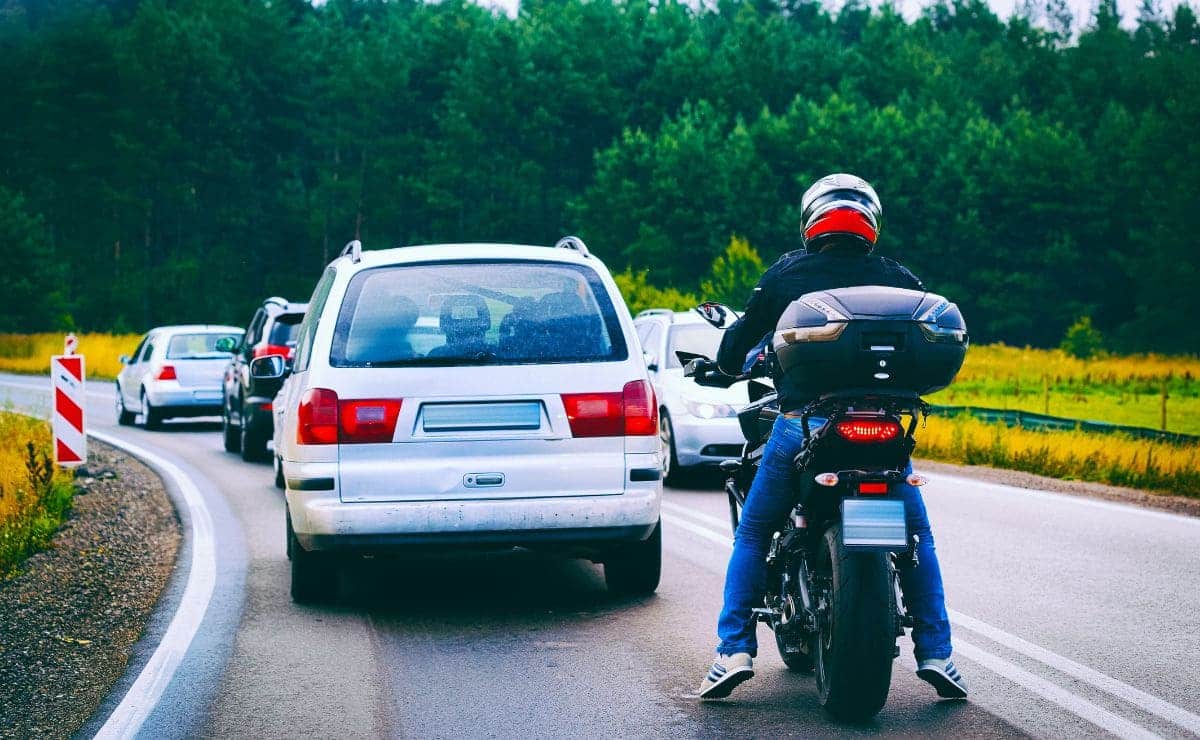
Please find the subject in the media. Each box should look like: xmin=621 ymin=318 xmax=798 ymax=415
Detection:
xmin=928 ymin=405 xmax=1200 ymax=446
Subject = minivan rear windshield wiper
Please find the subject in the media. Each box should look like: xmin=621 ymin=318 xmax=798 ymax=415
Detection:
xmin=364 ymin=351 xmax=501 ymax=367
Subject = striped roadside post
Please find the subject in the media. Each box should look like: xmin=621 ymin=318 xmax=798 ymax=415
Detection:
xmin=51 ymin=338 xmax=87 ymax=467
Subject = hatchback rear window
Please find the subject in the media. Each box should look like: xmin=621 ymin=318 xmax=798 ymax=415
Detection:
xmin=330 ymin=261 xmax=628 ymax=367
xmin=167 ymin=332 xmax=242 ymax=360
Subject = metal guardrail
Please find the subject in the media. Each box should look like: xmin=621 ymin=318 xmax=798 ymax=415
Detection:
xmin=928 ymin=405 xmax=1200 ymax=446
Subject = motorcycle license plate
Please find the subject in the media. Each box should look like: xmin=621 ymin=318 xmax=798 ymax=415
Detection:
xmin=841 ymin=498 xmax=907 ymax=550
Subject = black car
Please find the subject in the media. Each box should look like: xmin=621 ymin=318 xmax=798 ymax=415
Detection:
xmin=221 ymin=296 xmax=307 ymax=461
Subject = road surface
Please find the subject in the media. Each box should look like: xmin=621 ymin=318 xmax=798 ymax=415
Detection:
xmin=2 ymin=373 xmax=1198 ymax=739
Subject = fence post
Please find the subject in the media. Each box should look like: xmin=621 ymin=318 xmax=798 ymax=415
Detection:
xmin=1043 ymin=374 xmax=1050 ymax=415
xmin=1161 ymin=381 xmax=1169 ymax=432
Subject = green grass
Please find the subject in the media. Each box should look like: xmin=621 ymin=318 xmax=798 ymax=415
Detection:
xmin=0 ymin=413 xmax=76 ymax=579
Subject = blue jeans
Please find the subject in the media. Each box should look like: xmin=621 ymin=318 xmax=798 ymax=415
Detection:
xmin=716 ymin=415 xmax=953 ymax=660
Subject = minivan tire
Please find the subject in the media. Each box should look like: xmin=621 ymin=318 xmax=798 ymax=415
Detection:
xmin=288 ymin=512 xmax=337 ymax=603
xmin=604 ymin=520 xmax=662 ymax=596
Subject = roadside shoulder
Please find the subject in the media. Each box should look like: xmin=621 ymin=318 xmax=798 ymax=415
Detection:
xmin=0 ymin=440 xmax=180 ymax=738
xmin=915 ymin=457 xmax=1200 ymax=518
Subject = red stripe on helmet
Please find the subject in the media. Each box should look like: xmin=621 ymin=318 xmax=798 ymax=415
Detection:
xmin=805 ymin=207 xmax=878 ymax=244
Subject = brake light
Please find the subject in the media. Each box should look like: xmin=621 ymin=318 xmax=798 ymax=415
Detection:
xmin=254 ymin=344 xmax=293 ymax=360
xmin=835 ymin=419 xmax=901 ymax=443
xmin=858 ymin=482 xmax=889 ymax=495
xmin=297 ymin=388 xmax=339 ymax=445
xmin=155 ymin=365 xmax=177 ymax=381
xmin=561 ymin=380 xmax=658 ymax=438
xmin=297 ymin=389 xmax=403 ymax=445
xmin=339 ymin=399 xmax=402 ymax=443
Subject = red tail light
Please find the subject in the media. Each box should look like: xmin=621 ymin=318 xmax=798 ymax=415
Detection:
xmin=835 ymin=419 xmax=901 ymax=443
xmin=155 ymin=365 xmax=177 ymax=381
xmin=297 ymin=389 xmax=403 ymax=445
xmin=254 ymin=344 xmax=293 ymax=361
xmin=297 ymin=388 xmax=339 ymax=445
xmin=339 ymin=399 xmax=402 ymax=443
xmin=858 ymin=482 xmax=889 ymax=495
xmin=562 ymin=380 xmax=658 ymax=438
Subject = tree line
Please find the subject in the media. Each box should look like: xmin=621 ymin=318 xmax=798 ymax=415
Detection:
xmin=1 ymin=0 xmax=1197 ymax=352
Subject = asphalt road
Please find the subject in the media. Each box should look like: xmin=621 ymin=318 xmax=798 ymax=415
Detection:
xmin=3 ymin=372 xmax=1199 ymax=739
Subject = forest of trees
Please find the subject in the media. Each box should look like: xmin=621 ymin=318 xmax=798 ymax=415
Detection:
xmin=1 ymin=0 xmax=1197 ymax=351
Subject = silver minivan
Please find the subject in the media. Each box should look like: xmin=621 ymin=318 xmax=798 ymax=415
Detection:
xmin=268 ymin=239 xmax=663 ymax=602
xmin=116 ymin=325 xmax=244 ymax=428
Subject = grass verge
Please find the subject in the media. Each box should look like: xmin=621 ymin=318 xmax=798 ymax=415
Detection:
xmin=916 ymin=414 xmax=1200 ymax=498
xmin=0 ymin=332 xmax=141 ymax=380
xmin=0 ymin=412 xmax=76 ymax=578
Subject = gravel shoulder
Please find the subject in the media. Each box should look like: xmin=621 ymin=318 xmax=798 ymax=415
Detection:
xmin=916 ymin=457 xmax=1200 ymax=517
xmin=0 ymin=440 xmax=180 ymax=739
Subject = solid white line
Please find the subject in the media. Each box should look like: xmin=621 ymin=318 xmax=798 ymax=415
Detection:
xmin=660 ymin=512 xmax=1179 ymax=739
xmin=949 ymin=609 xmax=1200 ymax=736
xmin=927 ymin=471 xmax=1200 ymax=527
xmin=0 ymin=378 xmax=112 ymax=403
xmin=952 ymin=640 xmax=1162 ymax=740
xmin=89 ymin=430 xmax=217 ymax=740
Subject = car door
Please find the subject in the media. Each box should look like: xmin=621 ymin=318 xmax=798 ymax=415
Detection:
xmin=129 ymin=333 xmax=157 ymax=402
xmin=119 ymin=334 xmax=149 ymax=405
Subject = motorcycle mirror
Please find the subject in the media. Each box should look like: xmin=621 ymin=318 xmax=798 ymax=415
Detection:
xmin=694 ymin=302 xmax=739 ymax=329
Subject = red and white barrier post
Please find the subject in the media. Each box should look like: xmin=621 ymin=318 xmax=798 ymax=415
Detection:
xmin=52 ymin=333 xmax=86 ymax=467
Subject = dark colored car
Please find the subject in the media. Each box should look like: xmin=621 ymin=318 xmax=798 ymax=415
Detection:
xmin=221 ymin=296 xmax=307 ymax=461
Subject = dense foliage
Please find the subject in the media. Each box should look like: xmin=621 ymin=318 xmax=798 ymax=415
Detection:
xmin=1 ymin=0 xmax=1197 ymax=351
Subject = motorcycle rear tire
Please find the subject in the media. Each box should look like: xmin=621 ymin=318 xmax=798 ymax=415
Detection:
xmin=813 ymin=523 xmax=896 ymax=721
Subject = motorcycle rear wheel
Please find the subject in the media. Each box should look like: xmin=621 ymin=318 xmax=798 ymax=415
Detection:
xmin=812 ymin=523 xmax=897 ymax=721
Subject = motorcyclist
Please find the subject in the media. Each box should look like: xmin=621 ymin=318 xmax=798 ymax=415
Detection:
xmin=697 ymin=173 xmax=969 ymax=701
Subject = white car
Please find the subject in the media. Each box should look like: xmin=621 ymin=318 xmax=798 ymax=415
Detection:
xmin=115 ymin=325 xmax=244 ymax=429
xmin=633 ymin=310 xmax=749 ymax=483
xmin=266 ymin=238 xmax=663 ymax=602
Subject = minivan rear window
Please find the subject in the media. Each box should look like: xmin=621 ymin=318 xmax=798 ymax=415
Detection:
xmin=330 ymin=261 xmax=628 ymax=367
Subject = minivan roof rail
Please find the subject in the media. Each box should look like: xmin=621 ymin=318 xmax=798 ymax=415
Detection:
xmin=341 ymin=239 xmax=362 ymax=264
xmin=554 ymin=235 xmax=591 ymax=258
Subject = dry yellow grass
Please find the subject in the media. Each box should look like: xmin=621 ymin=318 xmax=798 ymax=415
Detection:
xmin=0 ymin=412 xmax=75 ymax=577
xmin=0 ymin=333 xmax=141 ymax=380
xmin=916 ymin=414 xmax=1200 ymax=498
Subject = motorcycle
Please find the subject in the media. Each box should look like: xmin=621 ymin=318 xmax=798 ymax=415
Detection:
xmin=683 ymin=287 xmax=968 ymax=720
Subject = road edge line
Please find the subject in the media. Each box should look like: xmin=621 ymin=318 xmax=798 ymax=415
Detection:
xmin=89 ymin=429 xmax=217 ymax=740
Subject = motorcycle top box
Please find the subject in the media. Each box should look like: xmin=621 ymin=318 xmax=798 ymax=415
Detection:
xmin=771 ymin=286 xmax=968 ymax=397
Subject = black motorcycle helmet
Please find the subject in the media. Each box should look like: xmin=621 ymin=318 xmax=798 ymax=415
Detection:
xmin=800 ymin=173 xmax=883 ymax=254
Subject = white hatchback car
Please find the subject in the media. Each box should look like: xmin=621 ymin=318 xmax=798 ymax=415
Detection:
xmin=633 ymin=310 xmax=749 ymax=483
xmin=267 ymin=238 xmax=663 ymax=602
xmin=115 ymin=325 xmax=244 ymax=429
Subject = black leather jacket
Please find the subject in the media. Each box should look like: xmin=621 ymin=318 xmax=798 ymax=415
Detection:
xmin=716 ymin=248 xmax=925 ymax=412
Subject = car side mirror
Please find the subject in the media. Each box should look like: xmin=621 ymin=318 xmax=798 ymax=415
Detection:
xmin=694 ymin=302 xmax=739 ymax=329
xmin=214 ymin=336 xmax=237 ymax=353
xmin=118 ymin=354 xmax=131 ymax=365
xmin=249 ymin=354 xmax=287 ymax=381
xmin=643 ymin=352 xmax=658 ymax=372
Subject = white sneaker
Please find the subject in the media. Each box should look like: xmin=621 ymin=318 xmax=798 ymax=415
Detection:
xmin=917 ymin=657 xmax=968 ymax=699
xmin=698 ymin=652 xmax=754 ymax=699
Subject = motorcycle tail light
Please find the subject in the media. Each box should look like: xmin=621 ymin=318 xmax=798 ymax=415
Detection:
xmin=858 ymin=482 xmax=889 ymax=495
xmin=835 ymin=419 xmax=901 ymax=443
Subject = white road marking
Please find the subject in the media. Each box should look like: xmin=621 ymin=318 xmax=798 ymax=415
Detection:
xmin=949 ymin=609 xmax=1200 ymax=736
xmin=661 ymin=500 xmax=732 ymax=533
xmin=661 ymin=509 xmax=1186 ymax=740
xmin=0 ymin=377 xmax=114 ymax=403
xmin=89 ymin=430 xmax=217 ymax=740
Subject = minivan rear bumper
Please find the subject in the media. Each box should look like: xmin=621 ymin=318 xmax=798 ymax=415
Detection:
xmin=287 ymin=486 xmax=660 ymax=553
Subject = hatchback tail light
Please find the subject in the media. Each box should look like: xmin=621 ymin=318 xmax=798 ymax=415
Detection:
xmin=834 ymin=419 xmax=902 ymax=443
xmin=155 ymin=364 xmax=177 ymax=381
xmin=562 ymin=380 xmax=658 ymax=438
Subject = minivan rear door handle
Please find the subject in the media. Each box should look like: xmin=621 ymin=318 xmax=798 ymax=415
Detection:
xmin=464 ymin=473 xmax=505 ymax=488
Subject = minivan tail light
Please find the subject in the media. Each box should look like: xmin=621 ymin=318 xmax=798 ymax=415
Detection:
xmin=155 ymin=364 xmax=177 ymax=381
xmin=339 ymin=399 xmax=402 ymax=443
xmin=561 ymin=381 xmax=658 ymax=438
xmin=834 ymin=419 xmax=902 ymax=443
xmin=622 ymin=380 xmax=658 ymax=436
xmin=297 ymin=388 xmax=339 ymax=445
